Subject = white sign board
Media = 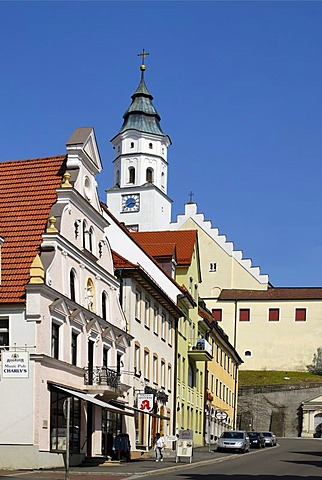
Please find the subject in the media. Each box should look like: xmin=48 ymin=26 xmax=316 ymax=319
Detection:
xmin=2 ymin=351 xmax=29 ymax=378
xmin=176 ymin=429 xmax=193 ymax=463
xmin=137 ymin=393 xmax=154 ymax=412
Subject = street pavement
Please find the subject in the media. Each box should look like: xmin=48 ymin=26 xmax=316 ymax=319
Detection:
xmin=0 ymin=446 xmax=228 ymax=480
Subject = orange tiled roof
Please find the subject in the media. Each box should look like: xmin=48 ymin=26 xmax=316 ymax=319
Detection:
xmin=130 ymin=230 xmax=198 ymax=266
xmin=0 ymin=155 xmax=67 ymax=303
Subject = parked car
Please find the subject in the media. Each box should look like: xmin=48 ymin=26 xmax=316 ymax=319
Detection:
xmin=262 ymin=431 xmax=277 ymax=446
xmin=247 ymin=431 xmax=265 ymax=448
xmin=217 ymin=430 xmax=250 ymax=453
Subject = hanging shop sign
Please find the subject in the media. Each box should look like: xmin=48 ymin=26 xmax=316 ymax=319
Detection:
xmin=137 ymin=393 xmax=154 ymax=412
xmin=2 ymin=351 xmax=29 ymax=378
xmin=215 ymin=410 xmax=228 ymax=421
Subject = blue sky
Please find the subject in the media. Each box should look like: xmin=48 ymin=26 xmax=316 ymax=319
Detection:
xmin=1 ymin=1 xmax=322 ymax=287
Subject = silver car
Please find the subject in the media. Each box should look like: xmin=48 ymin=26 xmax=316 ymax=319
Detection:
xmin=217 ymin=430 xmax=250 ymax=453
xmin=262 ymin=431 xmax=277 ymax=446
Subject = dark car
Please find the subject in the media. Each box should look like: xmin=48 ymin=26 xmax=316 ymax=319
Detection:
xmin=262 ymin=431 xmax=277 ymax=446
xmin=247 ymin=431 xmax=265 ymax=448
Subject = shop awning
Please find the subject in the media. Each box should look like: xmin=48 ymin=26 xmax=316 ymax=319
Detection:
xmin=53 ymin=385 xmax=134 ymax=416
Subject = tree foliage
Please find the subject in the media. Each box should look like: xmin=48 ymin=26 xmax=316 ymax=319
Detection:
xmin=307 ymin=347 xmax=322 ymax=374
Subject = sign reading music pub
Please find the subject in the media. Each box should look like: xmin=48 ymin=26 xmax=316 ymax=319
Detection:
xmin=2 ymin=351 xmax=29 ymax=378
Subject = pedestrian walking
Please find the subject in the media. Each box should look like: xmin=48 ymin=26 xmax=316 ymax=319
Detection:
xmin=154 ymin=432 xmax=165 ymax=462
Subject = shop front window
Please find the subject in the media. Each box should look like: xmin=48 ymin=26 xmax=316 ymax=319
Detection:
xmin=50 ymin=387 xmax=80 ymax=453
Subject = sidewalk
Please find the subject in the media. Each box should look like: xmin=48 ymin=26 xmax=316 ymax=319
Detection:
xmin=0 ymin=446 xmax=222 ymax=480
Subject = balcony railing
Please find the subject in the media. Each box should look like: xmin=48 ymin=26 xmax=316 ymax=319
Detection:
xmin=188 ymin=338 xmax=213 ymax=361
xmin=84 ymin=366 xmax=120 ymax=388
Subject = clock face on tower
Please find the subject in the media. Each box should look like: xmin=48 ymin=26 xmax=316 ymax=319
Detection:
xmin=122 ymin=194 xmax=140 ymax=212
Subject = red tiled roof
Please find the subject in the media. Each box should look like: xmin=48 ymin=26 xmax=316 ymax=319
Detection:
xmin=0 ymin=155 xmax=67 ymax=302
xmin=112 ymin=250 xmax=136 ymax=269
xmin=219 ymin=288 xmax=322 ymax=301
xmin=130 ymin=230 xmax=198 ymax=266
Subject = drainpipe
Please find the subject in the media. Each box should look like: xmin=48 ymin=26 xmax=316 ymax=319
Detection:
xmin=173 ymin=316 xmax=179 ymax=439
xmin=233 ymin=300 xmax=237 ymax=350
xmin=233 ymin=300 xmax=238 ymax=428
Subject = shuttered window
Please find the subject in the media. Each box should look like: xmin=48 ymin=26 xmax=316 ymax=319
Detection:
xmin=295 ymin=308 xmax=306 ymax=321
xmin=269 ymin=309 xmax=279 ymax=321
xmin=212 ymin=309 xmax=222 ymax=322
xmin=239 ymin=309 xmax=250 ymax=322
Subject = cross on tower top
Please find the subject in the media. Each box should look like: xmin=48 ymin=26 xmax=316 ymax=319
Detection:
xmin=188 ymin=191 xmax=195 ymax=204
xmin=137 ymin=49 xmax=149 ymax=73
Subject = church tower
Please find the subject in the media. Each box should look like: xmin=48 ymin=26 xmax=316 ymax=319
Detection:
xmin=106 ymin=50 xmax=172 ymax=231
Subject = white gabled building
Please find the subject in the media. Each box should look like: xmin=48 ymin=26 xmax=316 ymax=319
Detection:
xmin=0 ymin=128 xmax=133 ymax=469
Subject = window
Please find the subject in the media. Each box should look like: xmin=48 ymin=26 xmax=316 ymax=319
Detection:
xmin=0 ymin=319 xmax=9 ymax=348
xmin=269 ymin=308 xmax=279 ymax=322
xmin=209 ymin=262 xmax=217 ymax=272
xmin=146 ymin=168 xmax=153 ymax=183
xmin=135 ymin=290 xmax=141 ymax=321
xmin=212 ymin=309 xmax=222 ymax=322
xmin=149 ymin=142 xmax=153 ymax=149
xmin=116 ymin=170 xmax=120 ymax=185
xmin=52 ymin=323 xmax=59 ymax=359
xmin=161 ymin=360 xmax=166 ymax=388
xmin=117 ymin=353 xmax=123 ymax=375
xmin=188 ymin=364 xmax=194 ymax=387
xmin=167 ymin=319 xmax=172 ymax=345
xmin=239 ymin=308 xmax=250 ymax=322
xmin=103 ymin=346 xmax=109 ymax=368
xmin=82 ymin=221 xmax=87 ymax=249
xmin=295 ymin=308 xmax=306 ymax=321
xmin=102 ymin=291 xmax=108 ymax=321
xmin=245 ymin=350 xmax=252 ymax=356
xmin=161 ymin=313 xmax=166 ymax=341
xmin=50 ymin=387 xmax=80 ymax=453
xmin=153 ymin=305 xmax=159 ymax=334
xmin=144 ymin=297 xmax=150 ymax=328
xmin=70 ymin=269 xmax=76 ymax=302
xmin=134 ymin=343 xmax=141 ymax=376
xmin=83 ymin=221 xmax=94 ymax=252
xmin=129 ymin=166 xmax=135 ymax=184
xmin=88 ymin=227 xmax=94 ymax=253
xmin=71 ymin=332 xmax=78 ymax=366
xmin=167 ymin=364 xmax=172 ymax=391
xmin=130 ymin=142 xmax=134 ymax=148
xmin=153 ymin=355 xmax=158 ymax=384
xmin=144 ymin=349 xmax=150 ymax=380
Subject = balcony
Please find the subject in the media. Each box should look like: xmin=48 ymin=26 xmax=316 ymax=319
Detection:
xmin=188 ymin=338 xmax=213 ymax=361
xmin=84 ymin=366 xmax=120 ymax=393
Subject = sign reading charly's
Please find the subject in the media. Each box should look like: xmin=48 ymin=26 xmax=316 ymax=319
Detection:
xmin=2 ymin=351 xmax=29 ymax=378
